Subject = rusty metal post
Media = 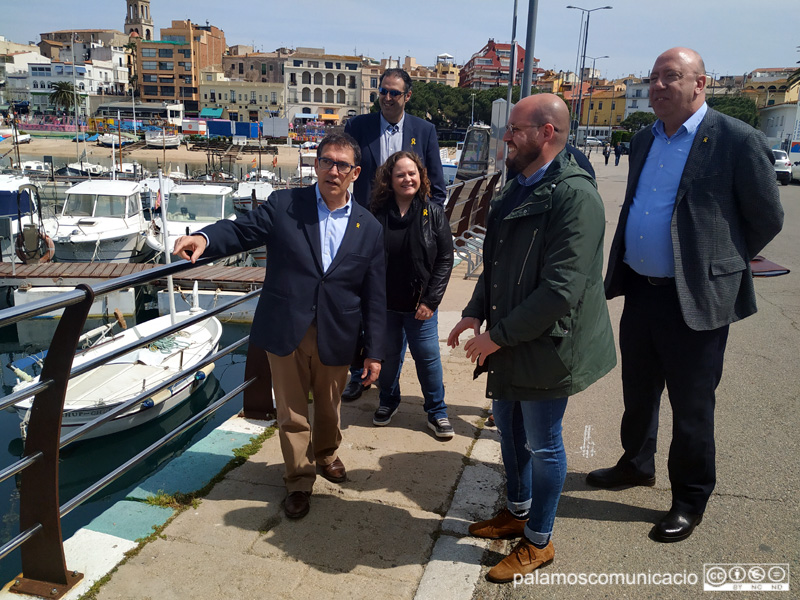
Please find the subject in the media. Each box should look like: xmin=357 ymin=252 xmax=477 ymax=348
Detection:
xmin=241 ymin=344 xmax=275 ymax=420
xmin=12 ymin=284 xmax=94 ymax=598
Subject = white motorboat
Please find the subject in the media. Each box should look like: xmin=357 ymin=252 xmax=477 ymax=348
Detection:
xmin=232 ymin=180 xmax=274 ymax=212
xmin=232 ymin=181 xmax=272 ymax=268
xmin=295 ymin=151 xmax=317 ymax=183
xmin=98 ymin=133 xmax=135 ymax=148
xmin=18 ymin=160 xmax=50 ymax=174
xmin=145 ymin=130 xmax=183 ymax=149
xmin=43 ymin=179 xmax=153 ymax=263
xmin=11 ymin=301 xmax=223 ymax=441
xmin=146 ymin=183 xmax=237 ymax=263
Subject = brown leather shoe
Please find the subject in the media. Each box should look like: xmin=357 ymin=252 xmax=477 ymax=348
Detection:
xmin=317 ymin=457 xmax=346 ymax=483
xmin=468 ymin=508 xmax=526 ymax=539
xmin=486 ymin=538 xmax=554 ymax=583
xmin=284 ymin=491 xmax=310 ymax=519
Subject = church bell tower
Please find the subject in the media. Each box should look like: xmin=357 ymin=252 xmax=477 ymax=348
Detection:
xmin=125 ymin=0 xmax=154 ymax=41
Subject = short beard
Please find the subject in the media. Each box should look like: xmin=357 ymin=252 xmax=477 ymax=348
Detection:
xmin=505 ymin=144 xmax=541 ymax=174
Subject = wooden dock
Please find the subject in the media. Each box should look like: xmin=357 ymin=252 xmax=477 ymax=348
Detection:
xmin=0 ymin=262 xmax=264 ymax=291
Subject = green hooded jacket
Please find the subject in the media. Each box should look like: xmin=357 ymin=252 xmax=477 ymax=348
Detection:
xmin=463 ymin=149 xmax=616 ymax=400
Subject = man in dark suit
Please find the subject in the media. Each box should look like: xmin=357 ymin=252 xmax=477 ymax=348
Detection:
xmin=345 ymin=68 xmax=446 ymax=209
xmin=341 ymin=68 xmax=446 ymax=401
xmin=586 ymin=48 xmax=784 ymax=542
xmin=174 ymin=133 xmax=386 ymax=520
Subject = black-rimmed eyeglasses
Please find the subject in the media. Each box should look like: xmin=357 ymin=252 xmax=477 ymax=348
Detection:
xmin=378 ymin=87 xmax=405 ymax=98
xmin=505 ymin=123 xmax=560 ymax=135
xmin=318 ymin=157 xmax=355 ymax=174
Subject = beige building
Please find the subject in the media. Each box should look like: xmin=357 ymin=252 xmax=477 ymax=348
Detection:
xmin=743 ymin=68 xmax=799 ymax=108
xmin=284 ymin=48 xmax=362 ymax=123
xmin=198 ymin=68 xmax=284 ymax=122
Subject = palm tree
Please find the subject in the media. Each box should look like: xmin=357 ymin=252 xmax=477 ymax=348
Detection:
xmin=49 ymin=81 xmax=76 ymax=114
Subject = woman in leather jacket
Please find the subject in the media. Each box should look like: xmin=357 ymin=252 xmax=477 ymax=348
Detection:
xmin=370 ymin=151 xmax=455 ymax=438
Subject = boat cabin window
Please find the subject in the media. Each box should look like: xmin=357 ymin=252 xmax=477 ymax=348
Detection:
xmin=169 ymin=193 xmax=230 ymax=222
xmin=63 ymin=193 xmax=95 ymax=217
xmin=93 ymin=194 xmax=130 ymax=217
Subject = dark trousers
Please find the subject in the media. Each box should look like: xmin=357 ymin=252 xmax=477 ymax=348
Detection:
xmin=617 ymin=270 xmax=729 ymax=514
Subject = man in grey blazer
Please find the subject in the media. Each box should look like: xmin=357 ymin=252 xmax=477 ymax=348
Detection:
xmin=587 ymin=48 xmax=784 ymax=542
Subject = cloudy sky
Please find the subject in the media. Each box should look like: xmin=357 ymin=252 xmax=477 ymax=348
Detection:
xmin=3 ymin=0 xmax=798 ymax=79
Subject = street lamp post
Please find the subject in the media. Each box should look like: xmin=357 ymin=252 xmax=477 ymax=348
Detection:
xmin=566 ymin=5 xmax=612 ymax=145
xmin=470 ymin=92 xmax=476 ymax=125
xmin=584 ymin=55 xmax=608 ymax=146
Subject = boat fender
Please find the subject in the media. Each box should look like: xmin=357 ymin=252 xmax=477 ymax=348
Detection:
xmin=194 ymin=371 xmax=206 ymax=382
xmin=141 ymin=398 xmax=155 ymax=409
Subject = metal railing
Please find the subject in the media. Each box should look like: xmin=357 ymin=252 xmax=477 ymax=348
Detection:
xmin=0 ymin=256 xmax=269 ymax=599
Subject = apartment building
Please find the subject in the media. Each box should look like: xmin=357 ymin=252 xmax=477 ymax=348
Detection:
xmin=284 ymin=48 xmax=361 ymax=123
xmin=134 ymin=20 xmax=226 ymax=116
xmin=222 ymin=45 xmax=290 ymax=84
xmin=459 ymin=38 xmax=533 ymax=90
xmin=198 ymin=68 xmax=284 ymax=122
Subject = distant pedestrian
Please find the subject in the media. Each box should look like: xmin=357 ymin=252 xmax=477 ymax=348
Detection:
xmin=603 ymin=143 xmax=611 ymax=165
xmin=614 ymin=142 xmax=623 ymax=166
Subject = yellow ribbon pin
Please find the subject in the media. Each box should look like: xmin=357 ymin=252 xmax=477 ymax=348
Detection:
xmin=703 ymin=137 xmax=708 ymax=143
xmin=356 ymin=222 xmax=360 ymax=228
xmin=411 ymin=138 xmax=416 ymax=146
xmin=423 ymin=208 xmax=428 ymax=216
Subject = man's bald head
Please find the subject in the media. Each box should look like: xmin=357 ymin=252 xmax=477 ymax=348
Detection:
xmin=649 ymin=47 xmax=708 ymax=136
xmin=504 ymin=94 xmax=570 ymax=176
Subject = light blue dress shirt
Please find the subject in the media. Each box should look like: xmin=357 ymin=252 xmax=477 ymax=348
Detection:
xmin=315 ymin=184 xmax=352 ymax=272
xmin=379 ymin=113 xmax=405 ymax=165
xmin=624 ymin=103 xmax=708 ymax=277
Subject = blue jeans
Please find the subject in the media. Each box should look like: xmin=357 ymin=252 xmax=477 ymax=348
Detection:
xmin=492 ymin=397 xmax=568 ymax=545
xmin=378 ymin=310 xmax=448 ymax=420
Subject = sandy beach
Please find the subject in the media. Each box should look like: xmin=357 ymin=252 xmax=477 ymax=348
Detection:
xmin=7 ymin=136 xmax=308 ymax=178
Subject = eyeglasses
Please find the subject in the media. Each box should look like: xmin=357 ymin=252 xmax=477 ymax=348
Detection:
xmin=378 ymin=87 xmax=405 ymax=98
xmin=505 ymin=123 xmax=555 ymax=136
xmin=318 ymin=157 xmax=355 ymax=174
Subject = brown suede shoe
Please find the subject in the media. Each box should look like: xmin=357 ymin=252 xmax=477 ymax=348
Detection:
xmin=317 ymin=457 xmax=346 ymax=483
xmin=486 ymin=538 xmax=554 ymax=583
xmin=468 ymin=508 xmax=527 ymax=539
xmin=284 ymin=491 xmax=311 ymax=519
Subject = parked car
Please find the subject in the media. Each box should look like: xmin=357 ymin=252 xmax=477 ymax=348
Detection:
xmin=772 ymin=149 xmax=791 ymax=185
xmin=584 ymin=136 xmax=603 ymax=147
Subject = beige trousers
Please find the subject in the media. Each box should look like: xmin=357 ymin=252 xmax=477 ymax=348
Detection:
xmin=267 ymin=324 xmax=349 ymax=492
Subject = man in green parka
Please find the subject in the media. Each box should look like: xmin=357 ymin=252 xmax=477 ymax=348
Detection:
xmin=448 ymin=93 xmax=616 ymax=583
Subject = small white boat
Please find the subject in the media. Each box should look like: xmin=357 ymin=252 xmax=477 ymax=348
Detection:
xmin=12 ymin=304 xmax=223 ymax=441
xmin=112 ymin=162 xmax=148 ymax=179
xmin=146 ymin=183 xmax=237 ymax=263
xmin=296 ymin=151 xmax=317 ymax=182
xmin=18 ymin=160 xmax=50 ymax=174
xmin=233 ymin=181 xmax=273 ymax=212
xmin=67 ymin=162 xmax=110 ymax=176
xmin=98 ymin=133 xmax=135 ymax=148
xmin=145 ymin=130 xmax=183 ymax=149
xmin=43 ymin=179 xmax=153 ymax=263
xmin=232 ymin=181 xmax=272 ymax=268
xmin=13 ymin=133 xmax=31 ymax=145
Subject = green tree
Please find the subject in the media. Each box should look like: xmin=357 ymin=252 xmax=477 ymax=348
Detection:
xmin=707 ymin=96 xmax=760 ymax=127
xmin=49 ymin=81 xmax=76 ymax=113
xmin=620 ymin=111 xmax=657 ymax=132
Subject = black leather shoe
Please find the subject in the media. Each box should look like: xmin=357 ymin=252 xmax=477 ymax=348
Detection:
xmin=285 ymin=491 xmax=311 ymax=519
xmin=341 ymin=380 xmax=364 ymax=401
xmin=586 ymin=465 xmax=656 ymax=488
xmin=650 ymin=509 xmax=703 ymax=543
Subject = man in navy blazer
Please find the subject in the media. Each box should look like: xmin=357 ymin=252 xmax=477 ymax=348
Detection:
xmin=342 ymin=68 xmax=446 ymax=401
xmin=587 ymin=48 xmax=784 ymax=542
xmin=345 ymin=68 xmax=447 ymax=209
xmin=174 ymin=133 xmax=386 ymax=520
